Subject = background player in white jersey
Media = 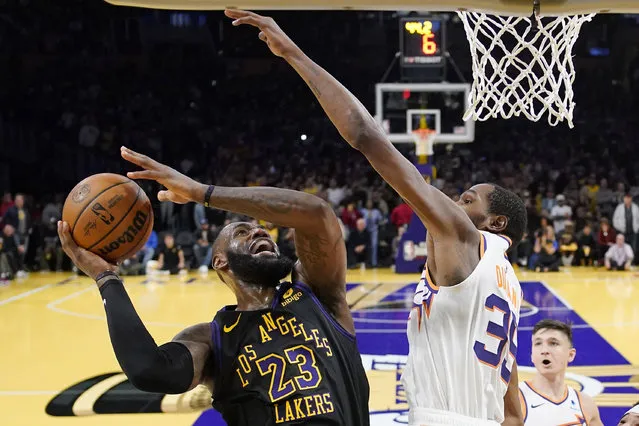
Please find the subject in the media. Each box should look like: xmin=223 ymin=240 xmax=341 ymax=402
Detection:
xmin=619 ymin=403 xmax=639 ymax=426
xmin=519 ymin=319 xmax=602 ymax=425
xmin=226 ymin=9 xmax=526 ymax=426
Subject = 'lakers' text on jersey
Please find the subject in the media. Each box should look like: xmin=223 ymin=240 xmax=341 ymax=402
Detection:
xmin=209 ymin=282 xmax=370 ymax=426
xmin=519 ymin=381 xmax=587 ymax=425
xmin=402 ymin=231 xmax=522 ymax=424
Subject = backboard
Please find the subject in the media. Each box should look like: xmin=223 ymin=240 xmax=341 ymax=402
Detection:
xmin=104 ymin=0 xmax=639 ymax=15
xmin=375 ymin=83 xmax=474 ymax=144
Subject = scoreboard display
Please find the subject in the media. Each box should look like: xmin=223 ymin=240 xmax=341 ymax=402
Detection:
xmin=400 ymin=16 xmax=445 ymax=67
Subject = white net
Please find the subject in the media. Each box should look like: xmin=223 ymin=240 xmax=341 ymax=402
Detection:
xmin=412 ymin=129 xmax=436 ymax=157
xmin=457 ymin=11 xmax=595 ymax=128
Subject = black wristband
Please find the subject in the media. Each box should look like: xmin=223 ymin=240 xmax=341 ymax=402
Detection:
xmin=203 ymin=185 xmax=215 ymax=208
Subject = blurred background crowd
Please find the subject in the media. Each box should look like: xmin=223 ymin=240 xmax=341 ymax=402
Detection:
xmin=1 ymin=0 xmax=639 ymax=282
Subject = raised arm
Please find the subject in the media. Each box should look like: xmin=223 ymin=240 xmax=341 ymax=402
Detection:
xmin=57 ymin=221 xmax=212 ymax=394
xmin=225 ymin=9 xmax=476 ymax=242
xmin=121 ymin=147 xmax=349 ymax=331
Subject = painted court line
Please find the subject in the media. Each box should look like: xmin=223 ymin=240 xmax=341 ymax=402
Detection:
xmin=0 ymin=388 xmax=148 ymax=396
xmin=355 ymin=318 xmax=409 ymax=324
xmin=355 ymin=322 xmax=639 ymax=334
xmin=352 ymin=306 xmax=570 ymax=314
xmin=46 ymin=286 xmax=186 ymax=328
xmin=0 ymin=283 xmax=56 ymax=306
xmin=0 ymin=390 xmax=59 ymax=396
xmin=540 ymin=280 xmax=574 ymax=310
xmin=46 ymin=285 xmax=94 ymax=307
xmin=0 ymin=277 xmax=79 ymax=307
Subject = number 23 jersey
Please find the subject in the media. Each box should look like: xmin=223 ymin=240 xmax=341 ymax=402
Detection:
xmin=209 ymin=281 xmax=370 ymax=426
xmin=402 ymin=231 xmax=522 ymax=423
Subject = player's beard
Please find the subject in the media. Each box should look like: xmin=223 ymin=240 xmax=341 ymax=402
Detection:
xmin=226 ymin=250 xmax=295 ymax=287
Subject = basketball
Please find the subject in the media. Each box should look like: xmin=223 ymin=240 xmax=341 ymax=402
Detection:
xmin=62 ymin=173 xmax=154 ymax=264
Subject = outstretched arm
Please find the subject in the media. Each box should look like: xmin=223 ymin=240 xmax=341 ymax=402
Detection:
xmin=121 ymin=147 xmax=349 ymax=332
xmin=57 ymin=222 xmax=212 ymax=394
xmin=225 ymin=9 xmax=477 ymax=243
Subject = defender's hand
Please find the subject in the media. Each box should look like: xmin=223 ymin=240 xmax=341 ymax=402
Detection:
xmin=225 ymin=9 xmax=300 ymax=59
xmin=58 ymin=221 xmax=118 ymax=281
xmin=121 ymin=146 xmax=200 ymax=204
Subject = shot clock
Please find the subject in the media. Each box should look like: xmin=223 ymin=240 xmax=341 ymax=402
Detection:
xmin=400 ymin=16 xmax=446 ymax=68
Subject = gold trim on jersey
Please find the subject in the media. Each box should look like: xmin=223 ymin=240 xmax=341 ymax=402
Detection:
xmin=256 ymin=353 xmax=296 ymax=402
xmin=284 ymin=345 xmax=322 ymax=391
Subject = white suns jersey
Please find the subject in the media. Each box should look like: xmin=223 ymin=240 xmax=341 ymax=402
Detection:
xmin=402 ymin=231 xmax=522 ymax=423
xmin=519 ymin=382 xmax=588 ymax=425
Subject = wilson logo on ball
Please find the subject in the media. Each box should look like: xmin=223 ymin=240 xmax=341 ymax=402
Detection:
xmin=96 ymin=210 xmax=149 ymax=257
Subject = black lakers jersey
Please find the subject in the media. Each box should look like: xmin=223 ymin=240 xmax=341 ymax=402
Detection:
xmin=209 ymin=281 xmax=370 ymax=426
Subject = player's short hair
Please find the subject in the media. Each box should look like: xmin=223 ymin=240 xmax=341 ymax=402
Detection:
xmin=487 ymin=184 xmax=527 ymax=248
xmin=533 ymin=319 xmax=573 ymax=346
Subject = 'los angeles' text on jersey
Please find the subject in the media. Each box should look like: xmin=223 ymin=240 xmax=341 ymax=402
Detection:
xmin=210 ymin=282 xmax=370 ymax=426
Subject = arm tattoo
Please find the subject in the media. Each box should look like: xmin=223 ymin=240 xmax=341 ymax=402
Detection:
xmin=209 ymin=186 xmax=318 ymax=230
xmin=295 ymin=233 xmax=342 ymax=268
xmin=236 ymin=193 xmax=295 ymax=217
xmin=295 ymin=234 xmax=329 ymax=268
xmin=307 ymin=66 xmax=322 ymax=97
xmin=308 ymin=81 xmax=321 ymax=97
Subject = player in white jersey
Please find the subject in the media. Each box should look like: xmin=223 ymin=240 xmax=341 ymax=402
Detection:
xmin=227 ymin=9 xmax=527 ymax=425
xmin=404 ymin=230 xmax=522 ymax=425
xmin=519 ymin=320 xmax=602 ymax=426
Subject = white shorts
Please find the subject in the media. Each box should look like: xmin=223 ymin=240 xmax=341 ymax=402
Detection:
xmin=409 ymin=407 xmax=500 ymax=426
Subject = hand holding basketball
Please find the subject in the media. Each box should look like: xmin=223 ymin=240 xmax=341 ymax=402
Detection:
xmin=121 ymin=147 xmax=202 ymax=204
xmin=57 ymin=221 xmax=118 ymax=280
xmin=225 ymin=9 xmax=300 ymax=59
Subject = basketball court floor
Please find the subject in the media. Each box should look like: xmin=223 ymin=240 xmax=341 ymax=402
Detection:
xmin=2 ymin=267 xmax=638 ymax=425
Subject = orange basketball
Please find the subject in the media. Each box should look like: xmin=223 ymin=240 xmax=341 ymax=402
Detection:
xmin=62 ymin=173 xmax=154 ymax=264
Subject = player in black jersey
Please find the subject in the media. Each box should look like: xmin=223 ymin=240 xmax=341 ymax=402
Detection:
xmin=56 ymin=146 xmax=370 ymax=426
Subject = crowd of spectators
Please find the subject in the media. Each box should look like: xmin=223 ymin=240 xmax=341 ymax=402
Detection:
xmin=1 ymin=3 xmax=639 ymax=283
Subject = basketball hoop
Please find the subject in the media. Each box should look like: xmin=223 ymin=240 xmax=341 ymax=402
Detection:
xmin=412 ymin=128 xmax=436 ymax=163
xmin=457 ymin=4 xmax=595 ymax=128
